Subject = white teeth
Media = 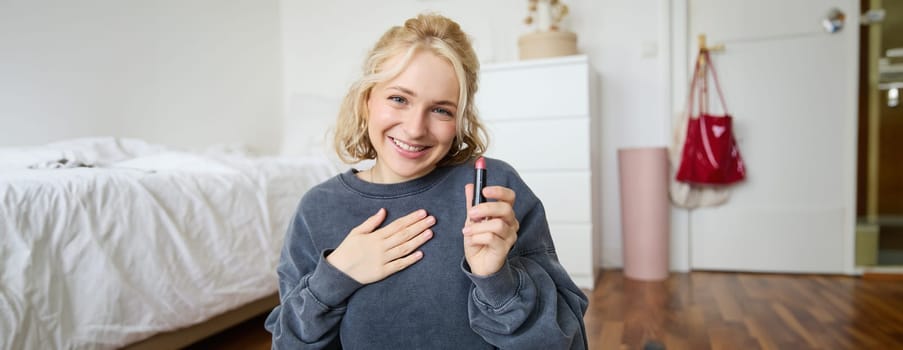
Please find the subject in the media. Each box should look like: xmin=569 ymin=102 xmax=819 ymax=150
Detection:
xmin=392 ymin=138 xmax=426 ymax=152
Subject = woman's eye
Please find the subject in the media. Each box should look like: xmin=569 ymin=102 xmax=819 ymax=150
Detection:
xmin=389 ymin=96 xmax=407 ymax=104
xmin=432 ymin=107 xmax=453 ymax=117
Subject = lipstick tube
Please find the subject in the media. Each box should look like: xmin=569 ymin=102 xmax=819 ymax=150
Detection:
xmin=473 ymin=157 xmax=487 ymax=206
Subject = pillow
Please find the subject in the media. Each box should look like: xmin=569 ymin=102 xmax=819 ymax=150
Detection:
xmin=0 ymin=137 xmax=169 ymax=169
xmin=112 ymin=152 xmax=237 ymax=173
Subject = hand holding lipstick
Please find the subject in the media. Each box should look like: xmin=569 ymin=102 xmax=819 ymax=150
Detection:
xmin=462 ymin=183 xmax=520 ymax=277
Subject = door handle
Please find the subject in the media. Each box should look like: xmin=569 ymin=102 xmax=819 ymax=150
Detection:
xmin=823 ymin=8 xmax=846 ymax=33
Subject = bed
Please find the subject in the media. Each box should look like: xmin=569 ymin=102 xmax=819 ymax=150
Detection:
xmin=0 ymin=137 xmax=337 ymax=349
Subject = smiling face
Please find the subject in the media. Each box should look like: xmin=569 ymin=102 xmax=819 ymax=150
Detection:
xmin=364 ymin=50 xmax=460 ymax=183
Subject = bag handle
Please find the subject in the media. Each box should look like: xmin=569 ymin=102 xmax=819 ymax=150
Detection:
xmin=686 ymin=52 xmax=709 ymax=118
xmin=701 ymin=50 xmax=729 ymax=115
xmin=686 ymin=50 xmax=730 ymax=118
xmin=685 ymin=50 xmax=724 ymax=168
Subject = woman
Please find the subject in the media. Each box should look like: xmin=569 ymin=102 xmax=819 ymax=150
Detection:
xmin=265 ymin=13 xmax=588 ymax=349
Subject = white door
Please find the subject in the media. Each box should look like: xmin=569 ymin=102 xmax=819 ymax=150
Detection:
xmin=681 ymin=0 xmax=859 ymax=273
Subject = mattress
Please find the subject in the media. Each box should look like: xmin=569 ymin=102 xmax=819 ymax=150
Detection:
xmin=0 ymin=138 xmax=337 ymax=349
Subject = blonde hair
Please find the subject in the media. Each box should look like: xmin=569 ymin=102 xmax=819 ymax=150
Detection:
xmin=333 ymin=13 xmax=488 ymax=166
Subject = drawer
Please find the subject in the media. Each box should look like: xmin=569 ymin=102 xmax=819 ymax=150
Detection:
xmin=477 ymin=61 xmax=589 ymax=121
xmin=484 ymin=118 xmax=589 ymax=171
xmin=519 ymin=171 xmax=591 ymax=223
xmin=546 ymin=223 xmax=592 ymax=277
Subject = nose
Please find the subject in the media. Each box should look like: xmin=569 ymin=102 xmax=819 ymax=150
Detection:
xmin=401 ymin=110 xmax=429 ymax=139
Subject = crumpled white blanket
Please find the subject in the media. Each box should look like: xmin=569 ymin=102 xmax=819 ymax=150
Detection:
xmin=0 ymin=138 xmax=337 ymax=350
xmin=26 ymin=151 xmax=95 ymax=169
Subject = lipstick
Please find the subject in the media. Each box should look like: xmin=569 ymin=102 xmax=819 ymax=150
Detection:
xmin=473 ymin=157 xmax=487 ymax=206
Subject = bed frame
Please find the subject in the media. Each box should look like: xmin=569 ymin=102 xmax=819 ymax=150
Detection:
xmin=123 ymin=293 xmax=278 ymax=350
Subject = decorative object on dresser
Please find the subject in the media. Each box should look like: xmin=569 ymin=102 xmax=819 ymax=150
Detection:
xmin=519 ymin=0 xmax=578 ymax=60
xmin=475 ymin=55 xmax=599 ymax=289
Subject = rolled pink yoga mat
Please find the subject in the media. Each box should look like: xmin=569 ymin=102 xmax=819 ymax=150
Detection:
xmin=618 ymin=147 xmax=670 ymax=281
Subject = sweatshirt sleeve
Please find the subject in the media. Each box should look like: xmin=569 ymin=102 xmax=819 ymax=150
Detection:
xmin=463 ymin=186 xmax=589 ymax=349
xmin=265 ymin=203 xmax=364 ymax=349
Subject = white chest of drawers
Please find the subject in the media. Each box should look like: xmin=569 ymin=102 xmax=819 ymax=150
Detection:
xmin=476 ymin=55 xmax=600 ymax=290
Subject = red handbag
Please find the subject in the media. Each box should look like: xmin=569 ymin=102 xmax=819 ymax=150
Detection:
xmin=675 ymin=50 xmax=746 ymax=185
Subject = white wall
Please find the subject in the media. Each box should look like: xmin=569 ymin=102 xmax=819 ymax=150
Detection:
xmin=0 ymin=0 xmax=678 ymax=269
xmin=569 ymin=0 xmax=671 ymax=269
xmin=0 ymin=0 xmax=282 ymax=153
xmin=280 ymin=0 xmax=672 ymax=269
xmin=0 ymin=0 xmax=673 ymax=269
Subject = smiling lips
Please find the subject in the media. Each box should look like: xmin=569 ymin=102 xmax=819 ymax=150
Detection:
xmin=390 ymin=136 xmax=430 ymax=155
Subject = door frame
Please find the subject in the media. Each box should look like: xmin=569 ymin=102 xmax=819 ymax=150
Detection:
xmin=665 ymin=0 xmax=860 ymax=274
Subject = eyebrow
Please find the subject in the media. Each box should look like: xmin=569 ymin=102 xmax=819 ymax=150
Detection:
xmin=388 ymin=86 xmax=458 ymax=108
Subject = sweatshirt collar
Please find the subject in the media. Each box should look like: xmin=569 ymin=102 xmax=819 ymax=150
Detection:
xmin=339 ymin=165 xmax=457 ymax=199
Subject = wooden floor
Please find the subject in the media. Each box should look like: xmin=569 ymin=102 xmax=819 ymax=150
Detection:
xmin=183 ymin=270 xmax=903 ymax=349
xmin=586 ymin=270 xmax=903 ymax=349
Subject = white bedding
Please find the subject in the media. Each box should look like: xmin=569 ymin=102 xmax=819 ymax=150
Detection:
xmin=0 ymin=138 xmax=337 ymax=349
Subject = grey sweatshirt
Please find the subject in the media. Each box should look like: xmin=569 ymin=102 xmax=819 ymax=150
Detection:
xmin=265 ymin=157 xmax=588 ymax=349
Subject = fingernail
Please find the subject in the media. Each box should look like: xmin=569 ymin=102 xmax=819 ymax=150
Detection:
xmin=427 ymin=216 xmax=436 ymax=224
xmin=424 ymin=229 xmax=433 ymax=238
xmin=462 ymin=227 xmax=470 ymax=235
